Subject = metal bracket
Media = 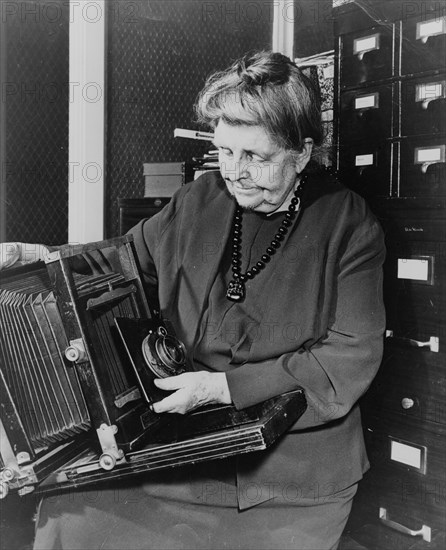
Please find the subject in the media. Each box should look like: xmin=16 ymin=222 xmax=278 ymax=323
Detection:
xmin=96 ymin=423 xmax=125 ymax=471
xmin=43 ymin=250 xmax=61 ymax=263
xmin=114 ymin=387 xmax=141 ymax=409
xmin=0 ymin=419 xmax=37 ymax=498
xmin=96 ymin=423 xmax=124 ymax=460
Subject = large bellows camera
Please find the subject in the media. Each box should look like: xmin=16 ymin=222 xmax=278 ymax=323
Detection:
xmin=0 ymin=237 xmax=306 ymax=499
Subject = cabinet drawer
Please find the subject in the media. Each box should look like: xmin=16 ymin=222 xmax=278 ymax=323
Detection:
xmin=399 ymin=137 xmax=446 ymax=198
xmin=339 ymin=85 xmax=393 ymax=143
xmin=363 ymin=347 xmax=446 ymax=426
xmin=402 ymin=75 xmax=446 ymax=136
xmin=118 ymin=197 xmax=171 ymax=235
xmin=401 ymin=14 xmax=446 ymax=75
xmin=379 ymin=214 xmax=446 ymax=243
xmin=383 ymin=242 xmax=446 ymax=346
xmin=338 ymin=142 xmax=391 ymax=198
xmin=340 ymin=26 xmax=394 ymax=87
xmin=363 ymin=418 xmax=446 ymax=535
xmin=365 ymin=415 xmax=446 ymax=479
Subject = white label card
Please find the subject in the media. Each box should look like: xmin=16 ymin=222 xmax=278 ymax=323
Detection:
xmin=398 ymin=258 xmax=429 ymax=281
xmin=355 ymin=154 xmax=374 ymax=166
xmin=415 ymin=145 xmax=445 ymax=163
xmin=354 ymin=34 xmax=379 ymax=54
xmin=390 ymin=440 xmax=422 ymax=470
xmin=416 ymin=82 xmax=444 ymax=102
xmin=417 ymin=18 xmax=446 ymax=39
xmin=355 ymin=93 xmax=378 ymax=109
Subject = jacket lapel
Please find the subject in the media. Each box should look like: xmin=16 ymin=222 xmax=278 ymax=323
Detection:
xmin=172 ymin=179 xmax=236 ymax=350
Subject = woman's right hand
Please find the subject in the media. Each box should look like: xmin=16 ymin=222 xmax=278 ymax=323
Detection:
xmin=0 ymin=242 xmax=50 ymax=271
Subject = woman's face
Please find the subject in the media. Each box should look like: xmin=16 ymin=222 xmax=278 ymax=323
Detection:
xmin=213 ymin=120 xmax=310 ymax=214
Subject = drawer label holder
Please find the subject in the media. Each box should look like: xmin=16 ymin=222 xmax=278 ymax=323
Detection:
xmin=389 ymin=437 xmax=427 ymax=473
xmin=414 ymin=144 xmax=445 ymax=173
xmin=416 ymin=17 xmax=446 ymax=44
xmin=353 ymin=33 xmax=380 ymax=60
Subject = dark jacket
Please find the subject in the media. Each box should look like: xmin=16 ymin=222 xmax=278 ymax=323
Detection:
xmin=130 ymin=170 xmax=386 ymax=509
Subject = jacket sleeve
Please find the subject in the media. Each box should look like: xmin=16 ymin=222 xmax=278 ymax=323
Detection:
xmin=126 ymin=185 xmax=185 ymax=293
xmin=127 ymin=216 xmax=162 ymax=311
xmin=225 ymin=216 xmax=386 ymax=430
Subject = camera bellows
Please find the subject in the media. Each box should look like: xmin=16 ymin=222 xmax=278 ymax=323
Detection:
xmin=0 ymin=265 xmax=90 ymax=451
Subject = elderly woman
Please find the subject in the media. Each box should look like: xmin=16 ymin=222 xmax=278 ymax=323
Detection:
xmin=4 ymin=51 xmax=385 ymax=550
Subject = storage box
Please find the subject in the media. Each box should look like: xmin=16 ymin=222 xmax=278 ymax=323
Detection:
xmin=143 ymin=162 xmax=192 ymax=197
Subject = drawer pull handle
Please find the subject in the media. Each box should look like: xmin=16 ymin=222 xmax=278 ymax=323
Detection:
xmin=379 ymin=507 xmax=431 ymax=542
xmin=385 ymin=331 xmax=439 ymax=353
xmin=401 ymin=398 xmax=415 ymax=409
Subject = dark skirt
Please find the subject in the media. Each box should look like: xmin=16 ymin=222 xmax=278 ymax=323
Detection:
xmin=33 ymin=457 xmax=357 ymax=550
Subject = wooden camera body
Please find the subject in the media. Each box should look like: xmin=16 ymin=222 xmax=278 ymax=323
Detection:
xmin=0 ymin=237 xmax=306 ymax=499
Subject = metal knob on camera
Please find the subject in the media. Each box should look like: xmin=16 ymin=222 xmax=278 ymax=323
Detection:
xmin=99 ymin=453 xmax=117 ymax=471
xmin=65 ymin=339 xmax=87 ymax=363
xmin=401 ymin=397 xmax=415 ymax=410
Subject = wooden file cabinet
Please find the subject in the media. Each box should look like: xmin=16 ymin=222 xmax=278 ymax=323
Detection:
xmin=118 ymin=197 xmax=171 ymax=235
xmin=335 ymin=2 xmax=446 ymax=546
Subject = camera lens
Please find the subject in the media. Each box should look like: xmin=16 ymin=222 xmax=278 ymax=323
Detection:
xmin=156 ymin=334 xmax=186 ymax=370
xmin=141 ymin=326 xmax=188 ymax=378
xmin=165 ymin=338 xmax=182 ymax=362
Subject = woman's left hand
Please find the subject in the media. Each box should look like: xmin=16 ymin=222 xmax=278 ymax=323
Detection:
xmin=0 ymin=242 xmax=50 ymax=270
xmin=152 ymin=371 xmax=232 ymax=414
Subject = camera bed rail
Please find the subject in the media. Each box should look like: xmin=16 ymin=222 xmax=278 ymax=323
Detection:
xmin=38 ymin=389 xmax=306 ymax=495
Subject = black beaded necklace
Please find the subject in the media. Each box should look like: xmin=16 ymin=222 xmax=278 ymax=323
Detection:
xmin=226 ymin=174 xmax=307 ymax=302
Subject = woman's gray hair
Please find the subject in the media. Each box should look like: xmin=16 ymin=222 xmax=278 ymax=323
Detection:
xmin=195 ymin=51 xmax=324 ymax=156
